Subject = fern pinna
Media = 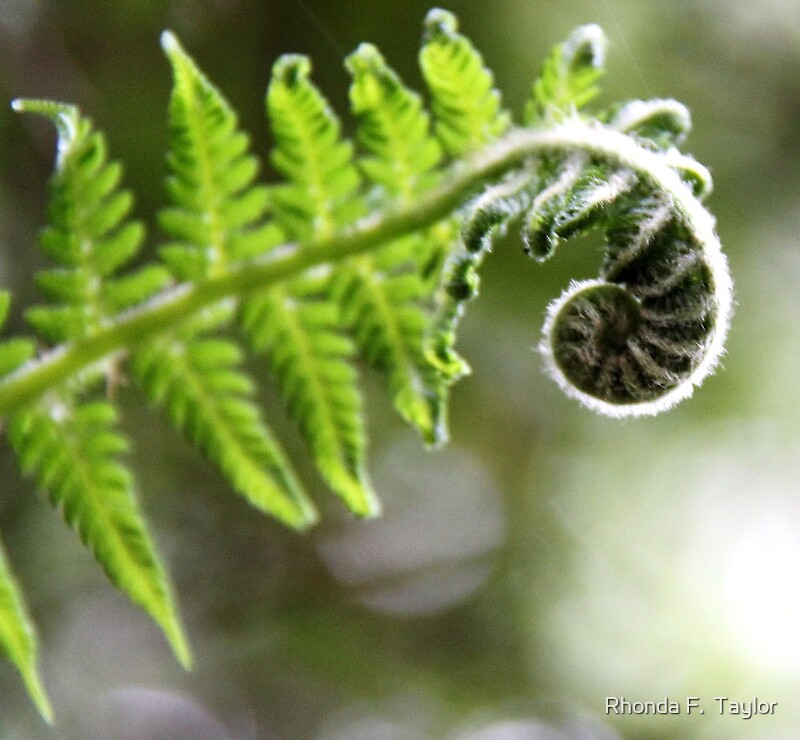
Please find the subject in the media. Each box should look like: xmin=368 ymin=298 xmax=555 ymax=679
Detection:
xmin=0 ymin=8 xmax=731 ymax=719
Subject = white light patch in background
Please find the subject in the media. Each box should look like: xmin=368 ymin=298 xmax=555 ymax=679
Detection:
xmin=723 ymin=516 xmax=800 ymax=672
xmin=316 ymin=436 xmax=506 ymax=617
xmin=531 ymin=417 xmax=800 ymax=724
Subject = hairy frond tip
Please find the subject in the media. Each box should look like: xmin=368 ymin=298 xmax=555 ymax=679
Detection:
xmin=564 ymin=23 xmax=607 ymax=72
xmin=345 ymin=42 xmax=382 ymax=74
xmin=458 ymin=103 xmax=731 ymax=417
xmin=422 ymin=7 xmax=458 ymax=38
xmin=608 ymin=98 xmax=692 ymax=145
xmin=272 ymin=53 xmax=312 ymax=84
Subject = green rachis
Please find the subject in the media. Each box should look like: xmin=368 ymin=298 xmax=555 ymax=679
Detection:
xmin=0 ymin=8 xmax=731 ymax=721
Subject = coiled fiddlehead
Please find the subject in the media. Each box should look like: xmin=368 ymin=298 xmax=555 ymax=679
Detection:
xmin=457 ymin=28 xmax=732 ymax=417
xmin=539 ymin=185 xmax=729 ymax=416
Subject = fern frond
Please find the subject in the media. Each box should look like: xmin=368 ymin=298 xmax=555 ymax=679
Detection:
xmin=7 ymin=101 xmax=190 ymax=669
xmin=242 ymin=289 xmax=379 ymax=517
xmin=254 ymin=52 xmax=376 ymax=514
xmin=341 ymin=43 xmax=454 ymax=444
xmin=417 ymin=8 xmax=514 ymax=383
xmin=524 ymin=23 xmax=607 ymax=125
xmin=0 ymin=296 xmax=49 ymax=722
xmin=0 ymin=539 xmax=52 ymax=723
xmin=8 ymin=400 xmax=191 ymax=668
xmin=331 ymin=259 xmax=446 ymax=445
xmin=131 ymin=309 xmax=318 ymax=530
xmin=420 ymin=8 xmax=510 ymax=156
xmin=347 ymin=43 xmax=442 ymax=198
xmin=12 ymin=100 xmax=167 ymax=344
xmin=151 ymin=34 xmax=318 ymax=529
xmin=266 ymin=54 xmax=362 ymax=240
xmin=159 ymin=31 xmax=277 ymax=277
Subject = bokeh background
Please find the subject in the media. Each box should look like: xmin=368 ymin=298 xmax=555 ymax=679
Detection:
xmin=2 ymin=1 xmax=800 ymax=738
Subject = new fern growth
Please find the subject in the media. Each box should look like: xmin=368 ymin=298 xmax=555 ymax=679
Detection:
xmin=0 ymin=9 xmax=731 ymax=720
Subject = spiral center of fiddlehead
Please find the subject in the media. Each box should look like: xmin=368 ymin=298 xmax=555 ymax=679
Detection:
xmin=597 ymin=287 xmax=641 ymax=352
xmin=565 ymin=283 xmax=641 ymax=351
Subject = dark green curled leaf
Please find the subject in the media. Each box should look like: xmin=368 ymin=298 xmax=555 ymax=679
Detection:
xmin=523 ymin=161 xmax=636 ymax=260
xmin=461 ymin=172 xmax=534 ymax=255
xmin=425 ymin=170 xmax=536 ymax=383
xmin=540 ymin=184 xmax=726 ymax=416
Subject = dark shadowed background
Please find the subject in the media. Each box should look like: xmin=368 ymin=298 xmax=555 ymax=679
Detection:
xmin=2 ymin=1 xmax=800 ymax=738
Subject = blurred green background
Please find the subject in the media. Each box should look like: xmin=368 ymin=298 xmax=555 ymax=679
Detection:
xmin=2 ymin=1 xmax=800 ymax=738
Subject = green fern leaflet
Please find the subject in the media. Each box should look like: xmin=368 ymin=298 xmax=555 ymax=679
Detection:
xmin=0 ymin=8 xmax=731 ymax=720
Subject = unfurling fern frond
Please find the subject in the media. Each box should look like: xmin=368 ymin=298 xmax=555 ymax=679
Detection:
xmin=0 ymin=9 xmax=732 ymax=719
xmin=538 ymin=178 xmax=726 ymax=415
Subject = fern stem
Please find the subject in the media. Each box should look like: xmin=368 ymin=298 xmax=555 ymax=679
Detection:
xmin=0 ymin=121 xmax=729 ymax=416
